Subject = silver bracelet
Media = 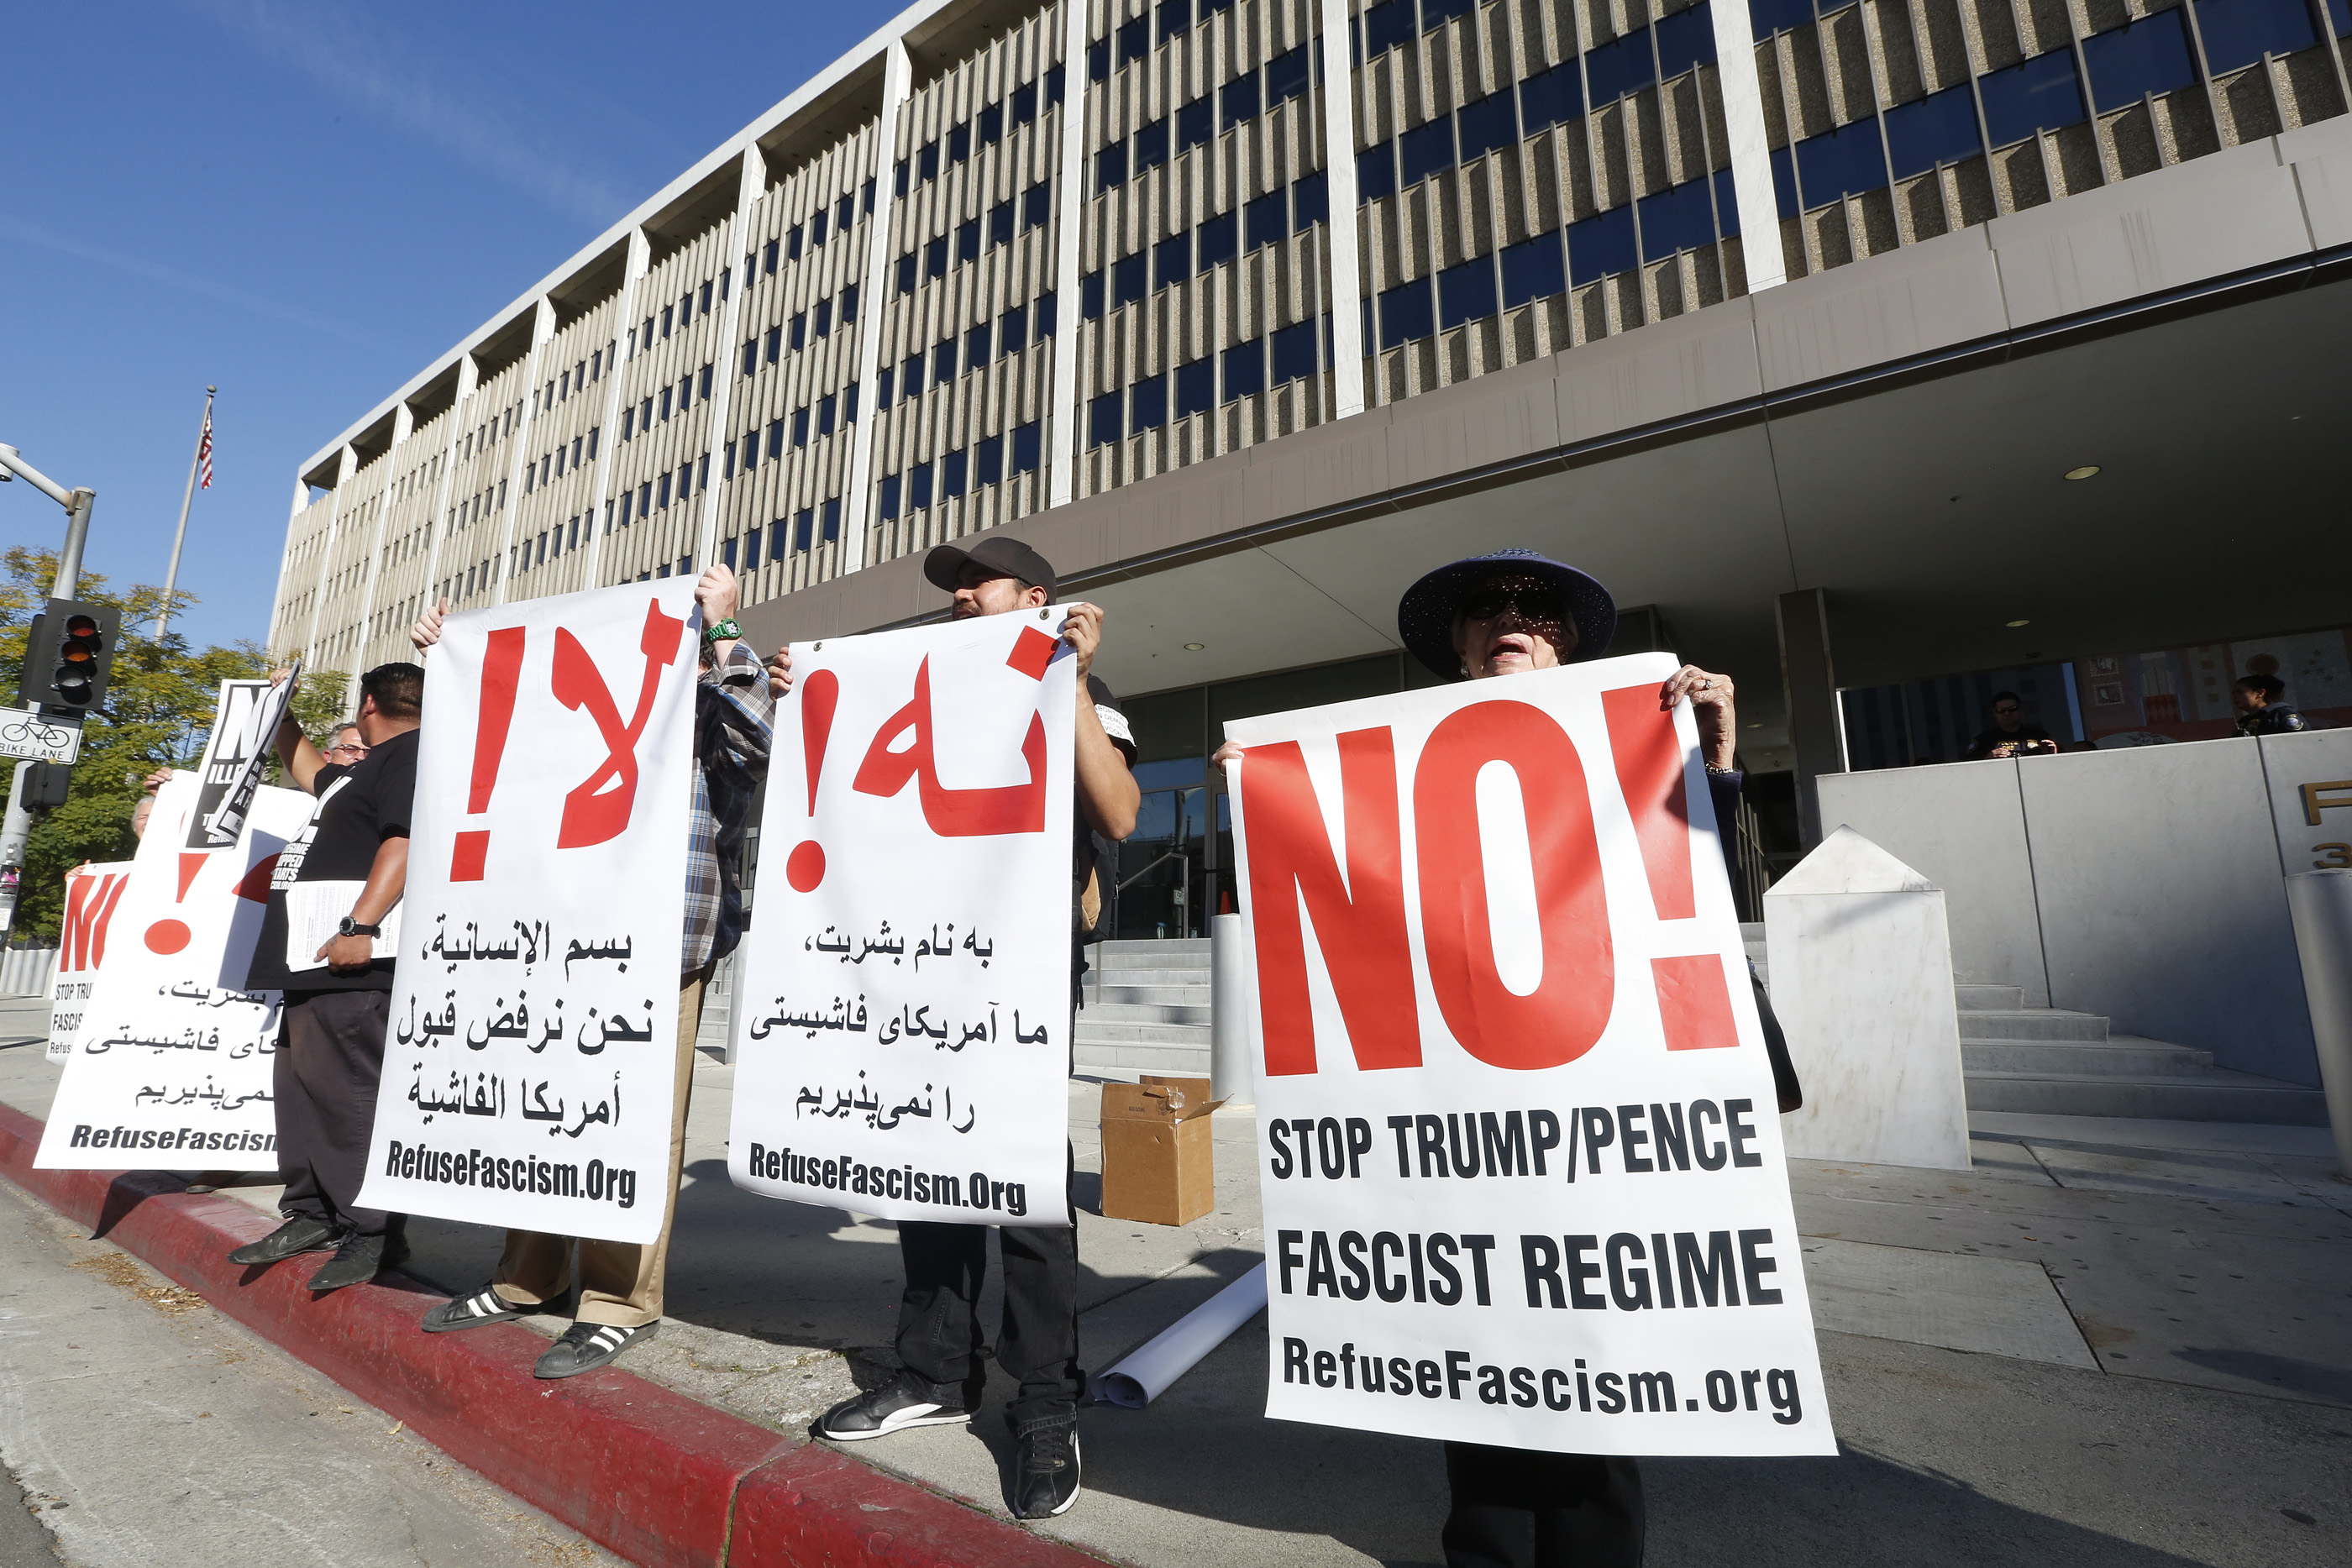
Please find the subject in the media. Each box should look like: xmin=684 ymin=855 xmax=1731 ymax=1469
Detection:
xmin=1704 ymin=764 xmax=1738 ymax=777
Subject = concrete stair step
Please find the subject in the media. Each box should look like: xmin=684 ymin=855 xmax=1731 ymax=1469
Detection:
xmin=1096 ymin=983 xmax=1213 ymax=1005
xmin=1956 ymin=1008 xmax=2110 ymax=1042
xmin=1082 ymin=1001 xmax=1215 ymax=1026
xmin=1074 ymin=1041 xmax=1215 ymax=1075
xmin=1092 ymin=940 xmax=1213 ymax=966
xmin=1955 ymin=983 xmax=2025 ymax=1010
xmin=1087 ymin=967 xmax=1212 ymax=987
xmin=1072 ymin=1020 xmax=1215 ymax=1045
xmin=1961 ymin=1037 xmax=2214 ymax=1076
xmin=1964 ymin=1068 xmax=2328 ymax=1125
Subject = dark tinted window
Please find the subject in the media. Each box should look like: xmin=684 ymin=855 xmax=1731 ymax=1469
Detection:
xmin=2082 ymin=9 xmax=2197 ymax=111
xmin=1637 ymin=177 xmax=1719 ymax=260
xmin=1000 ymin=302 xmax=1028 ymax=353
xmin=1222 ymin=73 xmax=1261 ymax=128
xmin=1197 ymin=209 xmax=1239 ymax=267
xmin=1399 ymin=117 xmax=1456 ymax=185
xmin=1114 ymin=252 xmax=1147 ymax=307
xmin=1884 ymin=83 xmax=1982 ymax=178
xmin=1271 ymin=318 xmax=1318 ymax=384
xmin=879 ymin=475 xmax=901 ymax=520
xmin=1157 ymin=230 xmax=1193 ymax=288
xmin=942 ymin=448 xmax=969 ymax=497
xmin=976 ymin=435 xmax=1005 ymax=485
xmin=1793 ymin=116 xmax=1889 ymax=204
xmin=958 ymin=218 xmax=980 ymax=262
xmin=2195 ymin=0 xmax=2318 ymax=72
xmin=968 ymin=323 xmax=992 ymax=365
xmin=1499 ymin=232 xmax=1567 ymax=307
xmin=1359 ymin=141 xmax=1398 ymax=202
xmin=1136 ymin=116 xmax=1171 ymax=170
xmin=1292 ymin=170 xmax=1328 ymax=228
xmin=1656 ymin=3 xmax=1719 ymax=76
xmin=1979 ymin=50 xmax=2087 ymax=145
xmin=1567 ymin=205 xmax=1637 ymax=285
xmin=1098 ymin=144 xmax=1130 ymax=191
xmin=1222 ymin=337 xmax=1265 ymax=400
xmin=1012 ymin=421 xmax=1042 ymax=473
xmin=1247 ymin=190 xmax=1287 ymax=249
xmin=909 ymin=462 xmax=933 ymax=511
xmin=1364 ymin=0 xmax=1415 ymax=56
xmin=1437 ymin=255 xmax=1498 ymax=327
xmin=1179 ymin=97 xmax=1215 ymax=149
xmin=1119 ymin=16 xmax=1150 ymax=64
xmin=1378 ymin=276 xmax=1435 ymax=345
xmin=1266 ymin=45 xmax=1310 ymax=102
xmin=1584 ymin=25 xmax=1657 ymax=102
xmin=1175 ymin=356 xmax=1215 ymax=417
xmin=990 ymin=201 xmax=1016 ymax=246
xmin=1132 ymin=375 xmax=1169 ymax=430
xmin=1457 ymin=93 xmax=1517 ymax=162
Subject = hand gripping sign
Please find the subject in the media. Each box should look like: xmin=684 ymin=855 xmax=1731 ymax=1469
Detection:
xmin=186 ymin=672 xmax=300 ymax=852
xmin=356 ymin=583 xmax=700 ymax=1245
xmin=37 ymin=773 xmax=312 ymax=1170
xmin=1226 ymin=653 xmax=1833 ymax=1458
xmin=729 ymin=610 xmax=1076 ymax=1227
xmin=49 ymin=860 xmax=134 ymax=1062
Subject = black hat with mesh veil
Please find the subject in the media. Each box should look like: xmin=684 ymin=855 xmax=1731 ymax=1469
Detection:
xmin=1395 ymin=548 xmax=1618 ymax=681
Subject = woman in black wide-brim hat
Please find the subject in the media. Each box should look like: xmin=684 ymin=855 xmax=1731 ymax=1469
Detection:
xmin=1217 ymin=548 xmax=1799 ymax=1568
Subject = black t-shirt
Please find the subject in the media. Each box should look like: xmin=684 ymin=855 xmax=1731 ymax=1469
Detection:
xmin=246 ymin=727 xmax=419 ymax=996
xmin=1078 ymin=674 xmax=1138 ymax=941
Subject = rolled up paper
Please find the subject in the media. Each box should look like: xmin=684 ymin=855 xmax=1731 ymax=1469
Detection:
xmin=1088 ymin=1262 xmax=1268 ymax=1408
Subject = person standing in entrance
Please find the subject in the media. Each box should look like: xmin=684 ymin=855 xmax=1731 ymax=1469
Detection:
xmin=407 ymin=565 xmax=774 ymax=1377
xmin=767 ymin=534 xmax=1138 ymax=1519
xmin=2233 ymin=673 xmax=2308 ymax=735
xmin=231 ymin=663 xmax=424 ymax=1293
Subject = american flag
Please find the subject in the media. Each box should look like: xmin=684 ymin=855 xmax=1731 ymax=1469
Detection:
xmin=197 ymin=407 xmax=213 ymax=489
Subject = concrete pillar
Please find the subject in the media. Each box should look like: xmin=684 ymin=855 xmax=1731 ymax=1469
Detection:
xmin=491 ymin=298 xmax=558 ymax=606
xmin=582 ymin=228 xmax=653 ymax=592
xmin=843 ymin=42 xmax=913 ymax=574
xmin=1707 ymin=0 xmax=1786 ymax=292
xmin=1777 ymin=586 xmax=1842 ymax=847
xmin=1315 ymin=0 xmax=1365 ymax=419
xmin=1765 ymin=827 xmax=1971 ymax=1171
xmin=418 ymin=352 xmax=480 ymax=615
xmin=1046 ymin=0 xmax=1091 ymax=509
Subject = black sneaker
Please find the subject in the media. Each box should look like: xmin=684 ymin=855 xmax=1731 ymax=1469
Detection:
xmin=817 ymin=1373 xmax=976 ymax=1442
xmin=533 ymin=1320 xmax=656 ymax=1379
xmin=307 ymin=1231 xmax=409 ymax=1293
xmin=421 ymin=1285 xmax=536 ymax=1333
xmin=1010 ymin=1419 xmax=1082 ymax=1519
xmin=227 ymin=1216 xmax=343 ymax=1266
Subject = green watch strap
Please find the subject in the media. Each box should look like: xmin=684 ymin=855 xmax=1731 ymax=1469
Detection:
xmin=704 ymin=617 xmax=743 ymax=643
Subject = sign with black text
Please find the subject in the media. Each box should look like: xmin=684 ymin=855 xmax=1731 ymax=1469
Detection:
xmin=728 ymin=611 xmax=1076 ymax=1227
xmin=355 ymin=584 xmax=700 ymax=1245
xmin=1226 ymin=653 xmax=1832 ymax=1456
xmin=35 ymin=774 xmax=310 ymax=1169
xmin=48 ymin=859 xmax=135 ymax=1061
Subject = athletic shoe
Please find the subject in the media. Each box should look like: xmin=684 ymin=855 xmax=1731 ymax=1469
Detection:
xmin=1011 ymin=1419 xmax=1082 ymax=1518
xmin=817 ymin=1374 xmax=977 ymax=1441
xmin=533 ymin=1320 xmax=657 ymax=1379
xmin=421 ymin=1285 xmax=536 ymax=1333
xmin=307 ymin=1230 xmax=409 ymax=1293
xmin=227 ymin=1216 xmax=343 ymax=1266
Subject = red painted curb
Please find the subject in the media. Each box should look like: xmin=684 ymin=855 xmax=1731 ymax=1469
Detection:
xmin=0 ymin=1102 xmax=1101 ymax=1568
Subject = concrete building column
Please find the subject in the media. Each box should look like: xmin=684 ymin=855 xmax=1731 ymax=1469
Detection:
xmin=1777 ymin=586 xmax=1843 ymax=846
xmin=582 ymin=229 xmax=653 ymax=592
xmin=417 ymin=352 xmax=479 ymax=618
xmin=348 ymin=401 xmax=413 ymax=671
xmin=1045 ymin=0 xmax=1090 ymax=508
xmin=693 ymin=149 xmax=770 ymax=575
xmin=300 ymin=445 xmax=358 ymax=668
xmin=491 ymin=299 xmax=558 ymax=606
xmin=1706 ymin=0 xmax=1786 ymax=293
xmin=843 ymin=41 xmax=914 ymax=574
xmin=1315 ymin=0 xmax=1365 ymax=419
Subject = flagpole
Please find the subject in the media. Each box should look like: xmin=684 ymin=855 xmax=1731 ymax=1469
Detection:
xmin=155 ymin=385 xmax=215 ymax=642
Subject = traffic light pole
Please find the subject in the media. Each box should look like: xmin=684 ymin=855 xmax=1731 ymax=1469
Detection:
xmin=0 ymin=444 xmax=96 ymax=933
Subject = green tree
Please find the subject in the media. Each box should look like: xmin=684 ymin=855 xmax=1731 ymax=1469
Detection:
xmin=0 ymin=547 xmax=348 ymax=941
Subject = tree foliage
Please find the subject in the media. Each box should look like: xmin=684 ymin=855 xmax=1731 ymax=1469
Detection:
xmin=0 ymin=547 xmax=347 ymax=941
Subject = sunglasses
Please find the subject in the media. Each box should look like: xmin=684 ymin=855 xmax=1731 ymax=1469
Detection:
xmin=1458 ymin=586 xmax=1565 ymax=624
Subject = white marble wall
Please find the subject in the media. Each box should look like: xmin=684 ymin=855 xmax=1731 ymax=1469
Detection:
xmin=1766 ymin=828 xmax=1972 ymax=1172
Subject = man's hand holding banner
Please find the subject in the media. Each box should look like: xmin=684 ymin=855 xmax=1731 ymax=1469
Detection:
xmin=1226 ymin=653 xmax=1832 ymax=1457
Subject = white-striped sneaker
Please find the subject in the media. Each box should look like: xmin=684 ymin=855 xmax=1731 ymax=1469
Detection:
xmin=420 ymin=1285 xmax=534 ymax=1333
xmin=533 ymin=1320 xmax=656 ymax=1379
xmin=817 ymin=1374 xmax=978 ymax=1441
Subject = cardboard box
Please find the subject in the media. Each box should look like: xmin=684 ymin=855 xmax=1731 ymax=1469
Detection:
xmin=1100 ymin=1075 xmax=1224 ymax=1226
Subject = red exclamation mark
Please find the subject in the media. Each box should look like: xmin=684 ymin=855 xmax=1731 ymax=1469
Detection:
xmin=785 ymin=667 xmax=838 ymax=893
xmin=144 ymin=852 xmax=209 ymax=955
xmin=451 ymin=627 xmax=526 ymax=881
xmin=1601 ymin=684 xmax=1737 ymax=1051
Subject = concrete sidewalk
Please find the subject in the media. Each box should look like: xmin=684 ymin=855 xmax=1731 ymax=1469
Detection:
xmin=3 ymin=995 xmax=2347 ymax=1565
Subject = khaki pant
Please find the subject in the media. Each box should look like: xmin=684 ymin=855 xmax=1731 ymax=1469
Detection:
xmin=492 ymin=964 xmax=709 ymax=1328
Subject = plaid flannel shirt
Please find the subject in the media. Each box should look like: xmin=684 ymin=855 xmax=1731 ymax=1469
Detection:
xmin=683 ymin=639 xmax=775 ymax=973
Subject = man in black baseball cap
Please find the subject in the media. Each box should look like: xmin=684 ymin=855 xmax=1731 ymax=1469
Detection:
xmin=770 ymin=535 xmax=1138 ymax=1520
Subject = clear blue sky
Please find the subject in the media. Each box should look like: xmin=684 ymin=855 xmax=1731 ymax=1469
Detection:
xmin=2 ymin=0 xmax=883 ymax=654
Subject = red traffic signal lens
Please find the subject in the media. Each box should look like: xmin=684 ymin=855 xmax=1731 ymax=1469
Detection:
xmin=65 ymin=615 xmax=98 ymax=637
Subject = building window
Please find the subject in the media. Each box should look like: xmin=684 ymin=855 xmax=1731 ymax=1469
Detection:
xmin=975 ymin=434 xmax=1004 ymax=485
xmin=1178 ymin=97 xmax=1212 ymax=150
xmin=879 ymin=474 xmax=902 ymax=520
xmin=942 ymin=448 xmax=969 ymax=497
xmin=1023 ymin=181 xmax=1052 ymax=230
xmin=1223 ymin=337 xmax=1265 ymax=400
xmin=957 ymin=218 xmax=980 ymax=263
xmin=966 ymin=323 xmax=991 ymax=366
xmin=1011 ymin=421 xmax=1042 ymax=474
xmin=933 ymin=339 xmax=957 ymax=384
xmin=822 ymin=496 xmax=841 ymax=541
xmin=1132 ymin=375 xmax=1168 ymax=431
xmin=744 ymin=523 xmax=764 ymax=567
xmin=1089 ymin=391 xmax=1123 ymax=448
xmin=1000 ymin=302 xmax=1027 ymax=353
xmin=1174 ymin=356 xmax=1213 ymax=417
xmin=794 ymin=408 xmax=811 ymax=447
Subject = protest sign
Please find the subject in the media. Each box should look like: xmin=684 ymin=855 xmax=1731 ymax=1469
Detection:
xmin=186 ymin=672 xmax=298 ymax=851
xmin=48 ymin=860 xmax=135 ymax=1061
xmin=355 ymin=583 xmax=700 ymax=1245
xmin=729 ymin=609 xmax=1077 ymax=1227
xmin=1226 ymin=653 xmax=1833 ymax=1457
xmin=36 ymin=774 xmax=312 ymax=1169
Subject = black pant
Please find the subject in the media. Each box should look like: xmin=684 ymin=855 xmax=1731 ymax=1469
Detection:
xmin=273 ymin=989 xmax=405 ymax=1240
xmin=894 ymin=1146 xmax=1080 ymax=1430
xmin=1442 ymin=1444 xmax=1644 ymax=1568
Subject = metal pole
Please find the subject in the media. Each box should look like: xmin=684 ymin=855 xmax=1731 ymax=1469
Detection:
xmin=156 ymin=386 xmax=214 ymax=641
xmin=54 ymin=489 xmax=92 ymax=600
xmin=0 ymin=768 xmax=27 ymax=936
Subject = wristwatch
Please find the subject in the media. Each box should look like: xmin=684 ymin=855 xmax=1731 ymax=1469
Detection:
xmin=337 ymin=915 xmax=382 ymax=938
xmin=703 ymin=617 xmax=742 ymax=644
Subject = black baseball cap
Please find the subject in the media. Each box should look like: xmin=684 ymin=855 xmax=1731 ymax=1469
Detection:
xmin=923 ymin=535 xmax=1058 ymax=600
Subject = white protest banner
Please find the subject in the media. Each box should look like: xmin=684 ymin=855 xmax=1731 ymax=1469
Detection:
xmin=355 ymin=582 xmax=700 ymax=1245
xmin=186 ymin=672 xmax=299 ymax=851
xmin=48 ymin=860 xmax=136 ymax=1061
xmin=729 ymin=609 xmax=1076 ymax=1227
xmin=36 ymin=774 xmax=312 ymax=1169
xmin=1226 ymin=653 xmax=1832 ymax=1457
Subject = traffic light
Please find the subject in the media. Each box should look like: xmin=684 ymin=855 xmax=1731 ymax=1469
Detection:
xmin=18 ymin=762 xmax=69 ymax=810
xmin=17 ymin=599 xmax=120 ymax=712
